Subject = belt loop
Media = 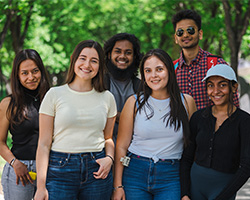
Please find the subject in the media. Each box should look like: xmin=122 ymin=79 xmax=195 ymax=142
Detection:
xmin=90 ymin=152 xmax=95 ymax=160
xmin=66 ymin=153 xmax=70 ymax=161
xmin=171 ymin=159 xmax=175 ymax=165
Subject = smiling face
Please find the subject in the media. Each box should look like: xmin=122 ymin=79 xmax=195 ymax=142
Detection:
xmin=74 ymin=47 xmax=99 ymax=81
xmin=144 ymin=56 xmax=169 ymax=96
xmin=110 ymin=40 xmax=134 ymax=70
xmin=174 ymin=19 xmax=203 ymax=49
xmin=19 ymin=59 xmax=41 ymax=90
xmin=206 ymin=76 xmax=238 ymax=107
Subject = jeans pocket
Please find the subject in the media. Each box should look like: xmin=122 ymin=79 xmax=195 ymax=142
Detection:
xmin=91 ymin=149 xmax=105 ymax=161
xmin=49 ymin=155 xmax=69 ymax=168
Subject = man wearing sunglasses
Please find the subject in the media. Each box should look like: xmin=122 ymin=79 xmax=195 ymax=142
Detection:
xmin=172 ymin=9 xmax=239 ymax=110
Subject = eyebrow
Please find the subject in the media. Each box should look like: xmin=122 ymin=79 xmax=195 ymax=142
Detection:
xmin=79 ymin=54 xmax=99 ymax=61
xmin=207 ymin=80 xmax=229 ymax=84
xmin=20 ymin=67 xmax=39 ymax=72
xmin=114 ymin=47 xmax=133 ymax=51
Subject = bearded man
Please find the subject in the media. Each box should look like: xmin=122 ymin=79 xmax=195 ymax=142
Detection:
xmin=104 ymin=33 xmax=142 ymax=142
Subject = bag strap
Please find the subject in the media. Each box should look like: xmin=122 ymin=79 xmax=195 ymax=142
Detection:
xmin=173 ymin=55 xmax=221 ymax=73
xmin=207 ymin=55 xmax=221 ymax=70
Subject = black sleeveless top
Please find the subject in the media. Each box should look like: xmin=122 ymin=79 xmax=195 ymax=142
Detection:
xmin=10 ymin=88 xmax=40 ymax=160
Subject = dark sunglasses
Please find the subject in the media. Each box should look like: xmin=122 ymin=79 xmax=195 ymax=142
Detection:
xmin=176 ymin=27 xmax=196 ymax=37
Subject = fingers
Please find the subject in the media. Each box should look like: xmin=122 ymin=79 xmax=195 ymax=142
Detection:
xmin=93 ymin=167 xmax=108 ymax=179
xmin=93 ymin=157 xmax=112 ymax=179
xmin=18 ymin=174 xmax=31 ymax=186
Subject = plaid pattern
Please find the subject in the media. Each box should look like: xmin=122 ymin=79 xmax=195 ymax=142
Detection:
xmin=176 ymin=47 xmax=239 ymax=110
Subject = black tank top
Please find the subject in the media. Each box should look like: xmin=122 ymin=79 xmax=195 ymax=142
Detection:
xmin=10 ymin=88 xmax=40 ymax=160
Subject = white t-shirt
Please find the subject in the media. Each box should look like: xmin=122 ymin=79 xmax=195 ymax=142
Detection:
xmin=39 ymin=84 xmax=117 ymax=153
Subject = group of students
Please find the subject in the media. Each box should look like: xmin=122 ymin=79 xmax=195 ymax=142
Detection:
xmin=0 ymin=9 xmax=250 ymax=200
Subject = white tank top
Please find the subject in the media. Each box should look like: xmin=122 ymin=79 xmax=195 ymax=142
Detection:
xmin=128 ymin=95 xmax=184 ymax=163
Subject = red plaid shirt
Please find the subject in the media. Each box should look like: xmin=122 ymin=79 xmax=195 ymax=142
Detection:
xmin=175 ymin=47 xmax=239 ymax=110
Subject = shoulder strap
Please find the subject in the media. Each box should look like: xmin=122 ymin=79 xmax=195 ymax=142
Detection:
xmin=173 ymin=55 xmax=221 ymax=73
xmin=173 ymin=58 xmax=180 ymax=73
xmin=207 ymin=55 xmax=221 ymax=70
xmin=133 ymin=94 xmax=139 ymax=109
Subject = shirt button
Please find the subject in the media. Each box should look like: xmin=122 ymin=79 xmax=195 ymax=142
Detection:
xmin=209 ymin=147 xmax=212 ymax=150
xmin=210 ymin=138 xmax=213 ymax=141
xmin=189 ymin=83 xmax=192 ymax=87
xmin=189 ymin=70 xmax=192 ymax=73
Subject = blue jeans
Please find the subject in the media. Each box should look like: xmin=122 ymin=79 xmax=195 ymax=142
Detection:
xmin=1 ymin=160 xmax=36 ymax=200
xmin=46 ymin=149 xmax=113 ymax=200
xmin=123 ymin=153 xmax=180 ymax=200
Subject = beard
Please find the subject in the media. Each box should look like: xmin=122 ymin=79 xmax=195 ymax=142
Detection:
xmin=106 ymin=59 xmax=138 ymax=81
xmin=180 ymin=37 xmax=199 ymax=49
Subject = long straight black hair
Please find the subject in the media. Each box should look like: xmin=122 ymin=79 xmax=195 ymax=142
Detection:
xmin=136 ymin=49 xmax=190 ymax=146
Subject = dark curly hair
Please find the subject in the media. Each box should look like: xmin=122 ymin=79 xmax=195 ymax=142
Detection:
xmin=104 ymin=33 xmax=142 ymax=76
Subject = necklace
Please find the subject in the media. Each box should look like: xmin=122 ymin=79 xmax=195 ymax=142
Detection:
xmin=150 ymin=97 xmax=169 ymax=112
xmin=26 ymin=93 xmax=39 ymax=101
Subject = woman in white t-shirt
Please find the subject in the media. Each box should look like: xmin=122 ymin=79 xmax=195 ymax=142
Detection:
xmin=113 ymin=49 xmax=196 ymax=200
xmin=34 ymin=40 xmax=117 ymax=200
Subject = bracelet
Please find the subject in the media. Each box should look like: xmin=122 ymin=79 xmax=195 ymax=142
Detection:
xmin=113 ymin=185 xmax=124 ymax=191
xmin=106 ymin=155 xmax=114 ymax=163
xmin=9 ymin=158 xmax=16 ymax=167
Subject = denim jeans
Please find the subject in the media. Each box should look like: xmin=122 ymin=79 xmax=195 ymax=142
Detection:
xmin=46 ymin=149 xmax=113 ymax=200
xmin=123 ymin=152 xmax=180 ymax=200
xmin=1 ymin=160 xmax=36 ymax=200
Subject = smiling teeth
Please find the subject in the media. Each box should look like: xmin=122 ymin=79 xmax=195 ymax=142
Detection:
xmin=118 ymin=61 xmax=126 ymax=64
xmin=81 ymin=68 xmax=91 ymax=72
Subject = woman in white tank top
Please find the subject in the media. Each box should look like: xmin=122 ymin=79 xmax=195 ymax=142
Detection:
xmin=113 ymin=49 xmax=196 ymax=200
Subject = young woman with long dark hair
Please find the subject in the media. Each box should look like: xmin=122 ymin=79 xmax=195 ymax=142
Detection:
xmin=113 ymin=49 xmax=196 ymax=200
xmin=0 ymin=49 xmax=50 ymax=200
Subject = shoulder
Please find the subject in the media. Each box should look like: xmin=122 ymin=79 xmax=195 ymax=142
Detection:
xmin=101 ymin=90 xmax=114 ymax=98
xmin=99 ymin=90 xmax=116 ymax=105
xmin=190 ymin=107 xmax=207 ymax=121
xmin=183 ymin=94 xmax=194 ymax=102
xmin=126 ymin=95 xmax=136 ymax=104
xmin=48 ymin=84 xmax=67 ymax=94
xmin=236 ymin=108 xmax=250 ymax=119
xmin=183 ymin=94 xmax=197 ymax=118
xmin=0 ymin=96 xmax=11 ymax=114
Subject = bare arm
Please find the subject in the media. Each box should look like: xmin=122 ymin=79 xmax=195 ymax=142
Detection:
xmin=0 ymin=97 xmax=33 ymax=186
xmin=113 ymin=96 xmax=136 ymax=200
xmin=183 ymin=94 xmax=197 ymax=120
xmin=93 ymin=116 xmax=116 ymax=179
xmin=34 ymin=114 xmax=53 ymax=200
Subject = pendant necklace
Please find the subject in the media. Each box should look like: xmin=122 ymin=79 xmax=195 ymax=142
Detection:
xmin=26 ymin=93 xmax=39 ymax=101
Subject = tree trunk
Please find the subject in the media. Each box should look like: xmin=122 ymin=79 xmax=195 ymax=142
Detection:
xmin=222 ymin=0 xmax=250 ymax=76
xmin=9 ymin=0 xmax=34 ymax=54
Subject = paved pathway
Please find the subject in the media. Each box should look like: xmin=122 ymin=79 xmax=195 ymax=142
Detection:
xmin=236 ymin=178 xmax=250 ymax=200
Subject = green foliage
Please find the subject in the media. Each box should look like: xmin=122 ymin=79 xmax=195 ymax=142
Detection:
xmin=0 ymin=0 xmax=250 ymax=83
